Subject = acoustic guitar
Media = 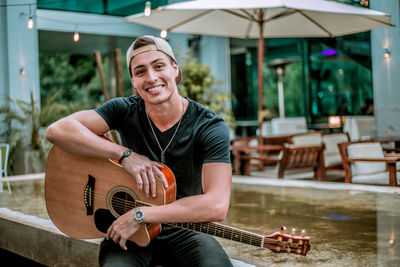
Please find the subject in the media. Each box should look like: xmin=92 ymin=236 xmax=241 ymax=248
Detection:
xmin=45 ymin=145 xmax=311 ymax=256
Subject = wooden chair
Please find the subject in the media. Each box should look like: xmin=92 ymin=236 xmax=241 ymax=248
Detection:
xmin=230 ymin=136 xmax=260 ymax=174
xmin=240 ymin=135 xmax=289 ymax=175
xmin=338 ymin=141 xmax=400 ymax=186
xmin=277 ymin=143 xmax=325 ymax=180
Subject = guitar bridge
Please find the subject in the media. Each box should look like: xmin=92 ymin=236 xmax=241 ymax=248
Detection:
xmin=84 ymin=175 xmax=95 ymax=215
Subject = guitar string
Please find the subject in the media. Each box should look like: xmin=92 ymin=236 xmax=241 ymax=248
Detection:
xmin=89 ymin=192 xmax=268 ymax=245
xmin=87 ymin=192 xmax=304 ymax=246
xmin=84 ymin=191 xmax=307 ymax=247
xmin=90 ymin=193 xmax=305 ymax=248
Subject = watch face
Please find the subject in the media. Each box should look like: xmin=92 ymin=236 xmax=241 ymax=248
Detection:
xmin=124 ymin=150 xmax=131 ymax=157
xmin=135 ymin=210 xmax=144 ymax=220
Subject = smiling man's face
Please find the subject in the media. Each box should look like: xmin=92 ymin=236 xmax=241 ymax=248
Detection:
xmin=130 ymin=50 xmax=180 ymax=106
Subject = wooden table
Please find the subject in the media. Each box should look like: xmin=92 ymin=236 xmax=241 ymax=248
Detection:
xmin=230 ymin=145 xmax=283 ymax=175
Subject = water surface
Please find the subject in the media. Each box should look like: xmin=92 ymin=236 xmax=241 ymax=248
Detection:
xmin=1 ymin=180 xmax=399 ymax=266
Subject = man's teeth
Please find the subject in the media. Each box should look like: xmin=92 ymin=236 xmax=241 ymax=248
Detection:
xmin=148 ymin=86 xmax=163 ymax=92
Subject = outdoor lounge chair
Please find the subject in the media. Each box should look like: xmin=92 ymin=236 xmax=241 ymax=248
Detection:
xmin=277 ymin=143 xmax=325 ymax=180
xmin=322 ymin=132 xmax=350 ymax=171
xmin=338 ymin=141 xmax=400 ymax=186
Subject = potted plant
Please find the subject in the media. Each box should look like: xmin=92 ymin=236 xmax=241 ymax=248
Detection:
xmin=0 ymin=91 xmax=82 ymax=175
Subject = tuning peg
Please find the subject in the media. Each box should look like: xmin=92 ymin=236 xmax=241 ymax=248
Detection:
xmin=281 ymin=226 xmax=287 ymax=233
xmin=301 ymin=229 xmax=306 ymax=237
xmin=291 ymin=228 xmax=296 ymax=236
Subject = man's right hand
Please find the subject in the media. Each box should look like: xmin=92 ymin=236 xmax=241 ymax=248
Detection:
xmin=121 ymin=151 xmax=168 ymax=198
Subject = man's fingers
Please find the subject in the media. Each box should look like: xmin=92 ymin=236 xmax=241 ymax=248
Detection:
xmin=119 ymin=238 xmax=128 ymax=251
xmin=154 ymin=166 xmax=168 ymax=188
xmin=148 ymin=168 xmax=157 ymax=198
xmin=140 ymin=170 xmax=150 ymax=198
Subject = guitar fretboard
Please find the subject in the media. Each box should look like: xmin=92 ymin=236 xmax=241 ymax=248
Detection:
xmin=136 ymin=201 xmax=264 ymax=247
xmin=168 ymin=221 xmax=264 ymax=247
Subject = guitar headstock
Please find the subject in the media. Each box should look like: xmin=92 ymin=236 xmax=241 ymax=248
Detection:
xmin=264 ymin=226 xmax=311 ymax=256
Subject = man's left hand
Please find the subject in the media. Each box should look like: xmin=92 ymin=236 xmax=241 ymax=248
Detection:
xmin=106 ymin=210 xmax=140 ymax=250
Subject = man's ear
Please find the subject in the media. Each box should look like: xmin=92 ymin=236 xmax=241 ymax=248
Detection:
xmin=173 ymin=63 xmax=179 ymax=78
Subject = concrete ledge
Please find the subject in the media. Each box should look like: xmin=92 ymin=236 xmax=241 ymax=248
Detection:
xmin=0 ymin=208 xmax=101 ymax=267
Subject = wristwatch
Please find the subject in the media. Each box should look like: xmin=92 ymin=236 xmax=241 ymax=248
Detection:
xmin=133 ymin=207 xmax=145 ymax=225
xmin=118 ymin=149 xmax=132 ymax=164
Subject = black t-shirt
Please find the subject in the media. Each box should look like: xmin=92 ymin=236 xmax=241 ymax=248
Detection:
xmin=95 ymin=96 xmax=230 ymax=199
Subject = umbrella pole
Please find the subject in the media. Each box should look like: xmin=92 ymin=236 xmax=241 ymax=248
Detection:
xmin=257 ymin=21 xmax=264 ymax=137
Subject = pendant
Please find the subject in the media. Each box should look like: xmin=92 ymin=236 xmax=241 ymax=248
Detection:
xmin=161 ymin=152 xmax=165 ymax=164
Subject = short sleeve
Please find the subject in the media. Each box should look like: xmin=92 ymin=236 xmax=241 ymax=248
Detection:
xmin=200 ymin=119 xmax=231 ymax=164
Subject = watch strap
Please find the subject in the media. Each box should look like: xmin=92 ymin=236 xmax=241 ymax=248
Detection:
xmin=118 ymin=149 xmax=133 ymax=164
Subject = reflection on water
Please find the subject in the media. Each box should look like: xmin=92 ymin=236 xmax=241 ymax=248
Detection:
xmin=1 ymin=180 xmax=399 ymax=266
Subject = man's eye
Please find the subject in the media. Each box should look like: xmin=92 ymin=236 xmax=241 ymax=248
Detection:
xmin=155 ymin=64 xmax=164 ymax=69
xmin=135 ymin=70 xmax=145 ymax=75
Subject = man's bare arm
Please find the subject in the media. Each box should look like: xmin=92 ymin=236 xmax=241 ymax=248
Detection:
xmin=46 ymin=110 xmax=167 ymax=198
xmin=45 ymin=110 xmax=126 ymax=160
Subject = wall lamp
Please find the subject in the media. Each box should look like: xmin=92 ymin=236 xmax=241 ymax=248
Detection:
xmin=20 ymin=67 xmax=26 ymax=76
xmin=383 ymin=48 xmax=391 ymax=58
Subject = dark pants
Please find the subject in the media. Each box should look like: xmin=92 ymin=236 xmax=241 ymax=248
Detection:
xmin=99 ymin=225 xmax=233 ymax=267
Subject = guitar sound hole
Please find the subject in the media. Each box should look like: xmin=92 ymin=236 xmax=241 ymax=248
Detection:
xmin=111 ymin=191 xmax=135 ymax=216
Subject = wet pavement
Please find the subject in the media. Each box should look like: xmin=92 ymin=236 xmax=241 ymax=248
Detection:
xmin=1 ymin=177 xmax=400 ymax=266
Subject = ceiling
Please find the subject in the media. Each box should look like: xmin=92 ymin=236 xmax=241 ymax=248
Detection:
xmin=38 ymin=30 xmax=134 ymax=55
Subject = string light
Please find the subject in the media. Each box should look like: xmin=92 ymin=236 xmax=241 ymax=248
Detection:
xmin=160 ymin=29 xmax=167 ymax=38
xmin=144 ymin=1 xmax=151 ymax=17
xmin=27 ymin=16 xmax=34 ymax=29
xmin=27 ymin=4 xmax=34 ymax=29
xmin=73 ymin=32 xmax=80 ymax=42
xmin=73 ymin=25 xmax=80 ymax=42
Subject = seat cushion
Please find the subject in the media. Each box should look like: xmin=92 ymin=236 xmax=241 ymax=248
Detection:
xmin=291 ymin=132 xmax=322 ymax=147
xmin=324 ymin=152 xmax=342 ymax=167
xmin=322 ymin=133 xmax=349 ymax=154
xmin=347 ymin=142 xmax=386 ymax=175
xmin=271 ymin=117 xmax=307 ymax=135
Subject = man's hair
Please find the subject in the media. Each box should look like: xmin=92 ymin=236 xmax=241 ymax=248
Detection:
xmin=126 ymin=35 xmax=182 ymax=84
xmin=132 ymin=36 xmax=175 ymax=66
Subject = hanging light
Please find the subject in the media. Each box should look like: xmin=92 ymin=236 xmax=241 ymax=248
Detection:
xmin=73 ymin=32 xmax=80 ymax=42
xmin=160 ymin=29 xmax=167 ymax=38
xmin=27 ymin=4 xmax=34 ymax=29
xmin=144 ymin=1 xmax=151 ymax=17
xmin=27 ymin=17 xmax=34 ymax=29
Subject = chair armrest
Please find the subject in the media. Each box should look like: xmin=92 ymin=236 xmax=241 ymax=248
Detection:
xmin=347 ymin=157 xmax=400 ymax=164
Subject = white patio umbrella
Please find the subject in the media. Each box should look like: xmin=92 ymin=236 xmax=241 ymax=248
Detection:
xmin=125 ymin=0 xmax=393 ymax=132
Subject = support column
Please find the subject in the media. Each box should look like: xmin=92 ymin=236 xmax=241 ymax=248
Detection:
xmin=0 ymin=0 xmax=40 ymax=106
xmin=371 ymin=0 xmax=400 ymax=137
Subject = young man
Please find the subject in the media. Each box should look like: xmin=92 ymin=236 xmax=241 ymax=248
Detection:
xmin=46 ymin=35 xmax=233 ymax=266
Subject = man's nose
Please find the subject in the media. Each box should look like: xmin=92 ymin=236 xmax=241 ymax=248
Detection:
xmin=146 ymin=69 xmax=157 ymax=82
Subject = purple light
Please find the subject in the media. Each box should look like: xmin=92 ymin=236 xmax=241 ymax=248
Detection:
xmin=321 ymin=49 xmax=337 ymax=56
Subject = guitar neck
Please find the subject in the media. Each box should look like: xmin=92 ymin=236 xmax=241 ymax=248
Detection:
xmin=167 ymin=221 xmax=265 ymax=248
xmin=136 ymin=202 xmax=265 ymax=248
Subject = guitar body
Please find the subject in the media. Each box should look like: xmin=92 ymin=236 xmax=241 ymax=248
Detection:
xmin=45 ymin=145 xmax=176 ymax=247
